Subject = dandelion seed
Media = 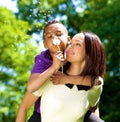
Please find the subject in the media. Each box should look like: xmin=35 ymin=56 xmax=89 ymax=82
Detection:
xmin=53 ymin=39 xmax=61 ymax=46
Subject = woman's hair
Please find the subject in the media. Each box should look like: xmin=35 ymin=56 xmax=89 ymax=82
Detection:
xmin=64 ymin=32 xmax=106 ymax=83
xmin=80 ymin=32 xmax=106 ymax=80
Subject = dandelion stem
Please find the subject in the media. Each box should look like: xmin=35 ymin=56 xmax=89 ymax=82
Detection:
xmin=57 ymin=45 xmax=60 ymax=51
xmin=57 ymin=45 xmax=63 ymax=73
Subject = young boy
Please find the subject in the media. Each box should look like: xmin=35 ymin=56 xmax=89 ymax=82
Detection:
xmin=27 ymin=20 xmax=70 ymax=121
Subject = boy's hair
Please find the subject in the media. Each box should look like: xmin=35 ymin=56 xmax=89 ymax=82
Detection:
xmin=44 ymin=20 xmax=61 ymax=31
xmin=43 ymin=20 xmax=67 ymax=39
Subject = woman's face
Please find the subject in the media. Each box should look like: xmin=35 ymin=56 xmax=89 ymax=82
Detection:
xmin=66 ymin=33 xmax=86 ymax=63
xmin=44 ymin=23 xmax=68 ymax=53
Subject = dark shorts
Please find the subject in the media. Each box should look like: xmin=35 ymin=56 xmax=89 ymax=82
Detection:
xmin=85 ymin=112 xmax=105 ymax=122
xmin=28 ymin=111 xmax=41 ymax=122
xmin=28 ymin=111 xmax=105 ymax=122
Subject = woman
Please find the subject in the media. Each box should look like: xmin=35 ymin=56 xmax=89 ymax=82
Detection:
xmin=32 ymin=32 xmax=106 ymax=122
xmin=16 ymin=21 xmax=100 ymax=122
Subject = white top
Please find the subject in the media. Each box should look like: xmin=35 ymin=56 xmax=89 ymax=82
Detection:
xmin=33 ymin=77 xmax=103 ymax=122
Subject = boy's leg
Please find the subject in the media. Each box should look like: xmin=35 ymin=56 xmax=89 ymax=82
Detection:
xmin=28 ymin=111 xmax=41 ymax=122
xmin=85 ymin=113 xmax=105 ymax=122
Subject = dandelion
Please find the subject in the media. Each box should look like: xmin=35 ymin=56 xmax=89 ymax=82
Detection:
xmin=53 ymin=39 xmax=61 ymax=51
xmin=52 ymin=39 xmax=63 ymax=73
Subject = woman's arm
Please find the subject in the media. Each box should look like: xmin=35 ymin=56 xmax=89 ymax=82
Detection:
xmin=88 ymin=77 xmax=103 ymax=107
xmin=16 ymin=92 xmax=39 ymax=122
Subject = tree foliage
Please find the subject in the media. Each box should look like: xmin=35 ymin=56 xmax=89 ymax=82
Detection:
xmin=0 ymin=7 xmax=40 ymax=121
xmin=0 ymin=0 xmax=120 ymax=121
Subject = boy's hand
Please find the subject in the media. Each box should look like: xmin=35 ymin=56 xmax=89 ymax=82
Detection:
xmin=51 ymin=51 xmax=64 ymax=71
xmin=50 ymin=71 xmax=67 ymax=85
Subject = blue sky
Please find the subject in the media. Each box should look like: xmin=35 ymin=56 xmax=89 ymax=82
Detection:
xmin=0 ymin=0 xmax=83 ymax=13
xmin=0 ymin=0 xmax=18 ymax=13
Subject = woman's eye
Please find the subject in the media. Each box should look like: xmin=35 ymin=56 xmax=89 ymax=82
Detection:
xmin=76 ymin=43 xmax=81 ymax=46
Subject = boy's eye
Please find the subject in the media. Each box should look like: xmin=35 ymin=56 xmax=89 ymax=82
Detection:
xmin=46 ymin=34 xmax=52 ymax=38
xmin=56 ymin=32 xmax=62 ymax=36
xmin=56 ymin=34 xmax=62 ymax=36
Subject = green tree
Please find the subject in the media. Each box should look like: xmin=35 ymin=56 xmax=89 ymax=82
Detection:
xmin=0 ymin=7 xmax=39 ymax=121
xmin=16 ymin=0 xmax=120 ymax=121
xmin=0 ymin=0 xmax=120 ymax=121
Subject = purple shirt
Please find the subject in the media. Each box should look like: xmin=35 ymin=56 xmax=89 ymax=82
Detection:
xmin=31 ymin=49 xmax=52 ymax=113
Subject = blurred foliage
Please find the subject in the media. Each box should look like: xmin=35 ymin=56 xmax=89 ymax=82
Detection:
xmin=0 ymin=0 xmax=120 ymax=122
xmin=0 ymin=7 xmax=40 ymax=121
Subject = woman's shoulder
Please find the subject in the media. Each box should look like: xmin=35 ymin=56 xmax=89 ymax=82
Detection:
xmin=94 ymin=76 xmax=104 ymax=86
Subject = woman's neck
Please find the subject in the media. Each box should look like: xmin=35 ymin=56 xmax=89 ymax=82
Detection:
xmin=67 ymin=62 xmax=84 ymax=76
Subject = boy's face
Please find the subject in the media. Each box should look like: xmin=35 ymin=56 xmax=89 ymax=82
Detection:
xmin=44 ymin=23 xmax=68 ymax=53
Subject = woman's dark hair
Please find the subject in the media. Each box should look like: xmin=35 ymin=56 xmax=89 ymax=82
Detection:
xmin=81 ymin=32 xmax=106 ymax=80
xmin=64 ymin=32 xmax=106 ymax=83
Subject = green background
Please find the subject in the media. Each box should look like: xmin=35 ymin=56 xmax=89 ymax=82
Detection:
xmin=0 ymin=0 xmax=120 ymax=122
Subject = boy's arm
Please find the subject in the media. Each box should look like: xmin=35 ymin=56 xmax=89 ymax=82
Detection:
xmin=27 ymin=66 xmax=57 ymax=92
xmin=27 ymin=52 xmax=63 ymax=92
xmin=16 ymin=92 xmax=38 ymax=122
xmin=50 ymin=71 xmax=91 ymax=86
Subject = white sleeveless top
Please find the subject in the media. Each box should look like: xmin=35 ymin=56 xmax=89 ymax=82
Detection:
xmin=33 ymin=77 xmax=103 ymax=122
